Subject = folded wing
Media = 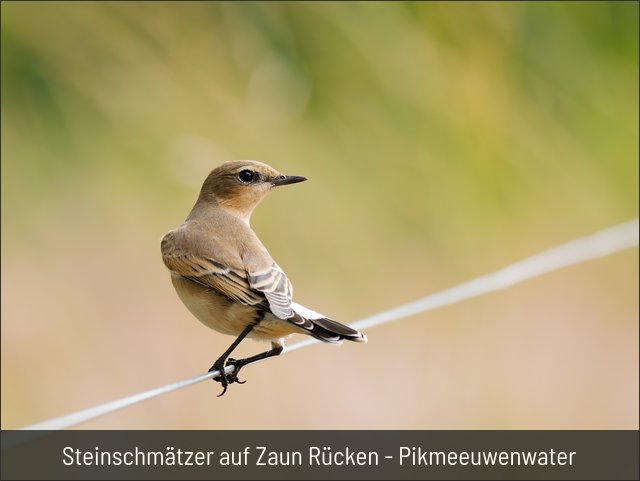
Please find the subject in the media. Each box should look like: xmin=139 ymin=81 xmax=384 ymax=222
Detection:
xmin=162 ymin=229 xmax=367 ymax=343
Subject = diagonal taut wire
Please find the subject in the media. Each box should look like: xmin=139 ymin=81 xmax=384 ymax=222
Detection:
xmin=18 ymin=218 xmax=639 ymax=430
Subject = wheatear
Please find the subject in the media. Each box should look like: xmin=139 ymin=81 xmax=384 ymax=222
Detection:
xmin=161 ymin=160 xmax=366 ymax=395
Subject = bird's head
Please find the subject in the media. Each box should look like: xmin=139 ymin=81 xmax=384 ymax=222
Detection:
xmin=195 ymin=160 xmax=307 ymax=222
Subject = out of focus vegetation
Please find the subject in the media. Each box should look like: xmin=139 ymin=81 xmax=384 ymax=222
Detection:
xmin=2 ymin=2 xmax=638 ymax=429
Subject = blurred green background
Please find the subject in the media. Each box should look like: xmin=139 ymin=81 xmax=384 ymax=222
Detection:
xmin=1 ymin=1 xmax=638 ymax=429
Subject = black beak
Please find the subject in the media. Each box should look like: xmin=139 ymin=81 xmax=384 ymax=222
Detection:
xmin=271 ymin=175 xmax=307 ymax=186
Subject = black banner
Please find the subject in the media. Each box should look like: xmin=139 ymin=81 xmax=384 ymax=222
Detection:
xmin=1 ymin=430 xmax=638 ymax=480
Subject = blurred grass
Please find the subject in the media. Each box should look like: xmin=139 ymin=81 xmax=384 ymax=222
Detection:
xmin=1 ymin=2 xmax=637 ymax=429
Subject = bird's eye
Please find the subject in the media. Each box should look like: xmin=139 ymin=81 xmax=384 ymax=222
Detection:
xmin=238 ymin=170 xmax=255 ymax=183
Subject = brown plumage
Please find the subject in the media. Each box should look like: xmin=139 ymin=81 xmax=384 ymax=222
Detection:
xmin=161 ymin=160 xmax=366 ymax=395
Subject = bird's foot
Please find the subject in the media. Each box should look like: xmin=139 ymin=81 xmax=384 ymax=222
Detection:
xmin=209 ymin=357 xmax=247 ymax=397
xmin=224 ymin=357 xmax=247 ymax=385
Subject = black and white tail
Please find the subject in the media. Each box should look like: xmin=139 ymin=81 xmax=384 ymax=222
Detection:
xmin=288 ymin=302 xmax=367 ymax=344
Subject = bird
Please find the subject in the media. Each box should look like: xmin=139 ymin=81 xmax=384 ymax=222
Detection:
xmin=161 ymin=160 xmax=367 ymax=396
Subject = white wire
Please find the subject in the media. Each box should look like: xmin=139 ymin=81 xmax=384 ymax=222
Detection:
xmin=19 ymin=219 xmax=639 ymax=430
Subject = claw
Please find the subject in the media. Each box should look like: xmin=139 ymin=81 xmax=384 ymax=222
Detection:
xmin=225 ymin=358 xmax=247 ymax=386
xmin=209 ymin=359 xmax=229 ymax=397
xmin=209 ymin=357 xmax=247 ymax=396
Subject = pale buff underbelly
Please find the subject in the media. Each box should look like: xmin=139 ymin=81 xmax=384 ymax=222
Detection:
xmin=170 ymin=274 xmax=303 ymax=341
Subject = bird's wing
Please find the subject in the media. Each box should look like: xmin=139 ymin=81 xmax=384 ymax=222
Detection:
xmin=247 ymin=264 xmax=293 ymax=319
xmin=161 ymin=229 xmax=294 ymax=320
xmin=162 ymin=248 xmax=265 ymax=307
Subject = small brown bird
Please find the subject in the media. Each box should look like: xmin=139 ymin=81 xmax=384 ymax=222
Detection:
xmin=161 ymin=160 xmax=366 ymax=395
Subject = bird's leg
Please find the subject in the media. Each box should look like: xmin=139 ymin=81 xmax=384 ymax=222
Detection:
xmin=209 ymin=323 xmax=255 ymax=397
xmin=225 ymin=341 xmax=284 ymax=385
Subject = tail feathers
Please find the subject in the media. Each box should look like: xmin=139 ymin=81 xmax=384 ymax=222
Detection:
xmin=310 ymin=316 xmax=367 ymax=344
xmin=288 ymin=302 xmax=367 ymax=344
